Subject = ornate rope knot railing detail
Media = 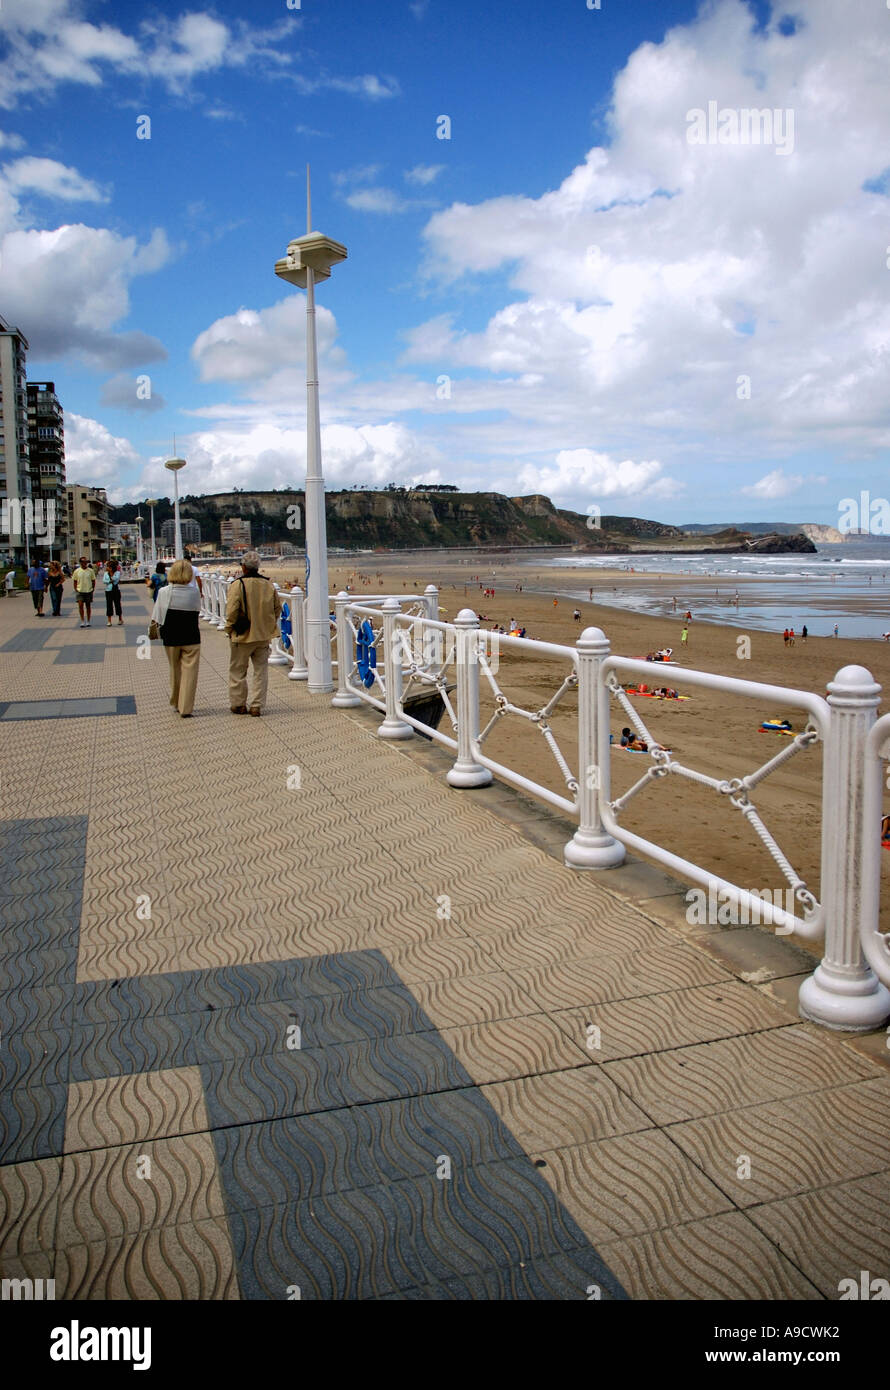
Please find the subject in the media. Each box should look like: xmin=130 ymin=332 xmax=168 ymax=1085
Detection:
xmin=475 ymin=646 xmax=580 ymax=802
xmin=606 ymin=677 xmax=822 ymax=922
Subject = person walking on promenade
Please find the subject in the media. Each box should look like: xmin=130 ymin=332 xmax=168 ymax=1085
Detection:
xmin=147 ymin=561 xmax=167 ymax=602
xmin=151 ymin=559 xmax=201 ymax=718
xmin=3 ymin=567 xmax=15 ymax=598
xmin=103 ymin=558 xmax=124 ymax=625
xmin=47 ymin=560 xmax=65 ymax=616
xmin=27 ymin=558 xmax=48 ymax=615
xmin=225 ymin=551 xmax=282 ymax=717
xmin=72 ymin=556 xmax=96 ymax=626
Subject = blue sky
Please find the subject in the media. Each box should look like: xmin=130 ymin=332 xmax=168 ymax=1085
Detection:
xmin=1 ymin=0 xmax=887 ymax=524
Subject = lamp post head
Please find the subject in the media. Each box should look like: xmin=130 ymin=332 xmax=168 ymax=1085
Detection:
xmin=146 ymin=498 xmax=157 ymax=507
xmin=274 ymin=231 xmax=347 ymax=288
xmin=164 ymin=458 xmax=187 ymax=473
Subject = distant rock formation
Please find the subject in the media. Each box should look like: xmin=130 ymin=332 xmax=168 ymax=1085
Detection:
xmin=800 ymin=522 xmax=846 ymax=544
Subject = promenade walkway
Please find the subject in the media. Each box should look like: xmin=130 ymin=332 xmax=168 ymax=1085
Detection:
xmin=1 ymin=581 xmax=889 ymax=1300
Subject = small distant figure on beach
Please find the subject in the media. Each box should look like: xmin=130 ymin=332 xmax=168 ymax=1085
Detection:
xmin=589 ymin=588 xmax=593 ymax=601
xmin=801 ymin=625 xmax=808 ymax=642
xmin=573 ymin=608 xmax=581 ymax=621
xmin=833 ymin=624 xmax=839 ymax=637
xmin=620 ymin=727 xmax=648 ymax=752
xmin=783 ymin=629 xmax=789 ymax=646
xmin=684 ymin=610 xmax=692 ymax=623
xmin=681 ymin=626 xmax=689 ymax=646
xmin=672 ymin=596 xmax=677 ymax=610
xmin=789 ymin=628 xmax=795 ymax=646
xmin=553 ymin=598 xmax=558 ymax=608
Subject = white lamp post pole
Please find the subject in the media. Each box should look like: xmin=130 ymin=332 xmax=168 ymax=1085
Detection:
xmin=274 ymin=171 xmax=347 ymax=694
xmin=134 ymin=514 xmax=144 ymax=572
xmin=164 ymin=459 xmax=186 ymax=561
xmin=146 ymin=500 xmax=157 ymax=569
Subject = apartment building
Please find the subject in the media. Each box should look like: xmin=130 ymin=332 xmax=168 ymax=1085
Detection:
xmin=65 ymin=484 xmax=109 ymax=566
xmin=0 ymin=315 xmax=32 ymax=565
xmin=220 ymin=517 xmax=251 ymax=551
xmin=27 ymin=381 xmax=66 ymax=558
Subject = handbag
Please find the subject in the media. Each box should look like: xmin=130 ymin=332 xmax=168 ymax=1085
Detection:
xmin=148 ymin=619 xmax=161 ymax=641
xmin=232 ymin=578 xmax=251 ymax=636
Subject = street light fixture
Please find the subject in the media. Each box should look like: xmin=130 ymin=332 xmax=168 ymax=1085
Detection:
xmin=163 ymin=457 xmax=187 ymax=560
xmin=145 ymin=499 xmax=158 ymax=569
xmin=274 ymin=172 xmax=347 ymax=694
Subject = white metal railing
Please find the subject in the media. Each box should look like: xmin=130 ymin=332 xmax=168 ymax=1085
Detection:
xmin=329 ymin=604 xmax=890 ymax=1032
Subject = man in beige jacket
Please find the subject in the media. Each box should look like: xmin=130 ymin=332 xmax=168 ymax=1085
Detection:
xmin=225 ymin=552 xmax=283 ymax=716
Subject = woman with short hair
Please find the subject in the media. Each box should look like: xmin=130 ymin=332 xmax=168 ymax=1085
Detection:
xmin=103 ymin=558 xmax=123 ymax=625
xmin=151 ymin=558 xmax=201 ymax=718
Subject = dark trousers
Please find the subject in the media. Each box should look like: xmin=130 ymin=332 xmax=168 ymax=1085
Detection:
xmin=105 ymin=587 xmax=122 ymax=618
xmin=30 ymin=589 xmax=44 ymax=611
xmin=49 ymin=584 xmax=62 ymax=614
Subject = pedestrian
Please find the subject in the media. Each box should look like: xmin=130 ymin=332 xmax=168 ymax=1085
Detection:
xmin=833 ymin=624 xmax=839 ymax=637
xmin=151 ymin=559 xmax=201 ymax=717
xmin=27 ymin=558 xmax=48 ymax=615
xmin=3 ymin=566 xmax=16 ymax=597
xmin=789 ymin=628 xmax=795 ymax=646
xmin=148 ymin=561 xmax=167 ymax=602
xmin=225 ymin=551 xmax=283 ymax=716
xmin=573 ymin=608 xmax=581 ymax=621
xmin=103 ymin=558 xmax=123 ymax=625
xmin=681 ymin=625 xmax=689 ymax=646
xmin=783 ymin=628 xmax=789 ymax=646
xmin=685 ymin=610 xmax=692 ymax=623
xmin=72 ymin=556 xmax=96 ymax=626
xmin=47 ymin=560 xmax=65 ymax=616
xmin=589 ymin=587 xmax=593 ymax=601
xmin=801 ymin=625 xmax=808 ymax=642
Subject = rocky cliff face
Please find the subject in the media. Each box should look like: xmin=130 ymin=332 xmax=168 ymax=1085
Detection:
xmin=800 ymin=523 xmax=846 ymax=544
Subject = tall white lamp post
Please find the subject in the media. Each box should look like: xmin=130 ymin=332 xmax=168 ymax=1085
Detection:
xmin=146 ymin=499 xmax=158 ymax=569
xmin=134 ymin=513 xmax=144 ymax=572
xmin=164 ymin=457 xmax=186 ymax=560
xmin=274 ymin=173 xmax=347 ymax=693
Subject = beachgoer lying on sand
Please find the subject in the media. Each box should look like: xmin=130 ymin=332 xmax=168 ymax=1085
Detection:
xmin=620 ymin=726 xmax=649 ymax=752
xmin=882 ymin=815 xmax=890 ymax=845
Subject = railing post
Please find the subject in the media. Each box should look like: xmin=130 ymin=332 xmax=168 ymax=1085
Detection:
xmin=565 ymin=626 xmax=626 ymax=868
xmin=268 ymin=584 xmax=290 ymax=664
xmin=287 ymin=584 xmax=308 ymax=681
xmin=216 ymin=576 xmax=229 ymax=630
xmin=203 ymin=572 xmax=217 ymax=623
xmin=799 ymin=665 xmax=890 ymax=1030
xmin=378 ymin=597 xmax=413 ymax=739
xmin=423 ymin=582 xmax=441 ymax=670
xmin=446 ymin=608 xmax=492 ymax=787
xmin=332 ymin=591 xmax=361 ymax=707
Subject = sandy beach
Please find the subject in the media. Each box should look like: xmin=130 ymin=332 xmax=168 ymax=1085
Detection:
xmin=212 ymin=552 xmax=890 ymax=939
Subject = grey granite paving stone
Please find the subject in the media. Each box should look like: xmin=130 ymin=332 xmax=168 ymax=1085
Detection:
xmin=200 ymin=1049 xmax=345 ymax=1128
xmin=388 ymin=1156 xmax=610 ymax=1286
xmin=0 ymin=984 xmax=72 ymax=1034
xmin=0 ymin=1026 xmax=70 ymax=1090
xmin=294 ymin=983 xmax=432 ymax=1047
xmin=329 ymin=1031 xmax=473 ymax=1105
xmin=360 ymin=1089 xmax=526 ymax=1181
xmin=0 ymin=1082 xmax=68 ymax=1163
xmin=226 ymin=1183 xmax=422 ymax=1299
xmin=0 ymin=628 xmax=54 ymax=651
xmin=74 ymin=973 xmax=202 ymax=1025
xmin=52 ymin=645 xmax=106 ymax=664
xmin=69 ymin=1013 xmax=201 ymax=1082
xmin=0 ymin=946 xmax=78 ymax=991
xmin=210 ymin=1107 xmax=379 ymax=1209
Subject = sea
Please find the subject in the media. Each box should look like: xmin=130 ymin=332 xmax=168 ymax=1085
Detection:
xmin=527 ymin=539 xmax=890 ymax=640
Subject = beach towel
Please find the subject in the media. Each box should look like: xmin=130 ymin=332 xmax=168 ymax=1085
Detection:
xmin=759 ymin=720 xmax=795 ymax=736
xmin=356 ymin=619 xmax=377 ymax=688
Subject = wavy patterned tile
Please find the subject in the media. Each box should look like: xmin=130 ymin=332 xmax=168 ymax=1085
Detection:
xmin=65 ymin=1066 xmax=209 ymax=1153
xmin=210 ymin=1108 xmax=379 ymax=1209
xmin=55 ymin=1216 xmax=240 ymax=1299
xmin=0 ymin=1082 xmax=68 ymax=1163
xmin=746 ymin=1170 xmax=890 ymax=1298
xmin=0 ymin=1156 xmax=61 ymax=1258
xmin=512 ymin=946 xmax=730 ymax=1013
xmin=481 ymin=1069 xmax=651 ymax=1150
xmin=602 ymin=1024 xmax=878 ymax=1126
xmin=200 ymin=1049 xmax=344 ymax=1128
xmin=599 ymin=1210 xmax=821 ymax=1300
xmin=360 ymin=1089 xmax=525 ymax=1180
xmin=56 ymin=1131 xmax=227 ymax=1246
xmin=548 ymin=979 xmax=794 ymax=1062
xmin=532 ymin=1129 xmax=732 ymax=1244
xmin=331 ymin=1031 xmax=472 ymax=1105
xmin=668 ymin=1077 xmax=890 ymax=1207
xmin=439 ymin=1015 xmax=589 ymax=1084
